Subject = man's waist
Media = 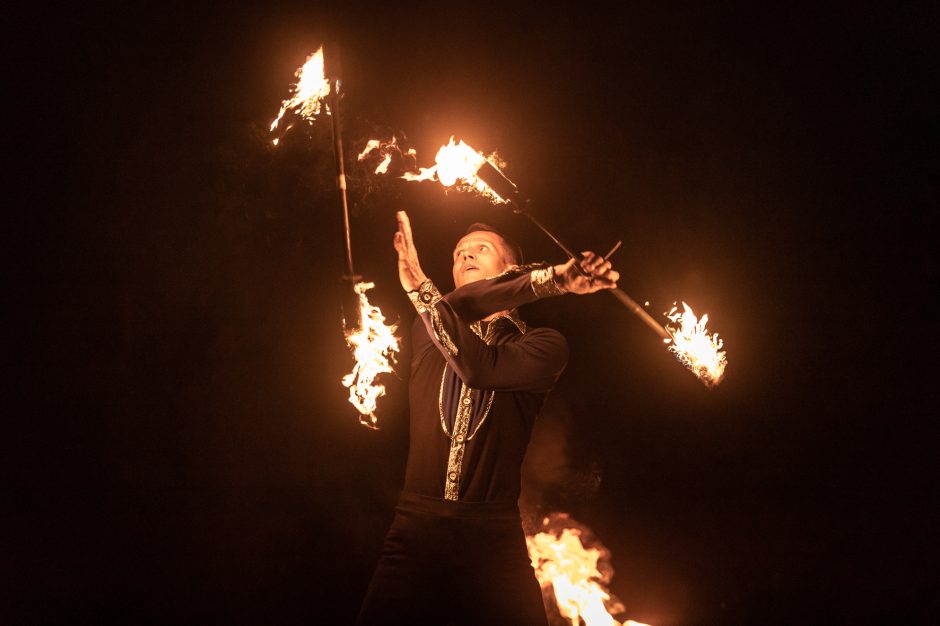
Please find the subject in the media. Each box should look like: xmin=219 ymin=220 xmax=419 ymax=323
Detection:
xmin=396 ymin=491 xmax=521 ymax=521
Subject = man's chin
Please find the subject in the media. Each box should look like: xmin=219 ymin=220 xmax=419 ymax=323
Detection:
xmin=455 ymin=272 xmax=485 ymax=289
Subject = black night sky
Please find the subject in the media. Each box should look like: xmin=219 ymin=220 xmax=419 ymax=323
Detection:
xmin=10 ymin=3 xmax=937 ymax=625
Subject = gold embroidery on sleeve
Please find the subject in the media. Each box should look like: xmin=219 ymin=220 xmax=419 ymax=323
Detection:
xmin=530 ymin=266 xmax=566 ymax=298
xmin=408 ymin=279 xmax=458 ymax=356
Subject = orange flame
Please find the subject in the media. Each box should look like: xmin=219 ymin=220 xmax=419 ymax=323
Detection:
xmin=403 ymin=136 xmax=508 ymax=202
xmin=527 ymin=514 xmax=650 ymax=626
xmin=664 ymin=301 xmax=727 ymax=387
xmin=357 ymin=136 xmax=416 ymax=174
xmin=270 ymin=46 xmax=331 ymax=145
xmin=363 ymin=135 xmax=508 ymax=202
xmin=341 ymin=282 xmax=400 ymax=428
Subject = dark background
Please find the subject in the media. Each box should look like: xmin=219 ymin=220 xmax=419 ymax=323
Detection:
xmin=8 ymin=2 xmax=937 ymax=624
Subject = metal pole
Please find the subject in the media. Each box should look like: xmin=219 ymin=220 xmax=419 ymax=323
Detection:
xmin=516 ymin=202 xmax=671 ymax=342
xmin=326 ymin=46 xmax=357 ymax=280
xmin=511 ymin=201 xmax=583 ymax=262
xmin=325 ymin=45 xmax=363 ymax=337
xmin=473 ymin=161 xmax=672 ymax=341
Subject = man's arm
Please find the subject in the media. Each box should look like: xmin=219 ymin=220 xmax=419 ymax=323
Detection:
xmin=393 ymin=211 xmax=619 ymax=299
xmin=395 ymin=210 xmax=615 ymax=391
xmin=408 ymin=279 xmax=568 ymax=392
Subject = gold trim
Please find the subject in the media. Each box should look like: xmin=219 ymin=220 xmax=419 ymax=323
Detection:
xmin=407 ymin=279 xmax=441 ymax=313
xmin=498 ymin=310 xmax=527 ymax=335
xmin=440 ymin=318 xmax=519 ymax=500
xmin=530 ymin=266 xmax=566 ymax=298
xmin=443 ymin=383 xmax=474 ymax=500
xmin=438 ymin=365 xmax=451 ymax=437
xmin=466 ymin=389 xmax=495 ymax=442
xmin=483 ymin=262 xmax=547 ymax=282
xmin=408 ymin=279 xmax=458 ymax=356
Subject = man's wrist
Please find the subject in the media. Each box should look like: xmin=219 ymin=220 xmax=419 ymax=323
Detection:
xmin=530 ymin=265 xmax=567 ymax=298
xmin=407 ymin=278 xmax=442 ymax=313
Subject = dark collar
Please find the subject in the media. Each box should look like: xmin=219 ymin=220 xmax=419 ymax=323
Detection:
xmin=471 ymin=310 xmax=527 ymax=340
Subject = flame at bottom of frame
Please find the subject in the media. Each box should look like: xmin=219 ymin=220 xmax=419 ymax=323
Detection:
xmin=527 ymin=513 xmax=651 ymax=626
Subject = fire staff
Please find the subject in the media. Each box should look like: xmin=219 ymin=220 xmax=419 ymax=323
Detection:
xmin=356 ymin=211 xmax=619 ymax=625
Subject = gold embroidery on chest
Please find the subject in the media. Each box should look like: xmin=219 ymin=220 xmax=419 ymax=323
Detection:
xmin=439 ymin=320 xmax=504 ymax=500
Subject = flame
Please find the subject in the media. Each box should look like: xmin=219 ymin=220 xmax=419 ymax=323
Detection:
xmin=270 ymin=46 xmax=331 ymax=144
xmin=357 ymin=136 xmax=415 ymax=174
xmin=341 ymin=282 xmax=400 ymax=428
xmin=664 ymin=301 xmax=727 ymax=387
xmin=363 ymin=135 xmax=508 ymax=202
xmin=403 ymin=136 xmax=508 ymax=202
xmin=527 ymin=514 xmax=650 ymax=626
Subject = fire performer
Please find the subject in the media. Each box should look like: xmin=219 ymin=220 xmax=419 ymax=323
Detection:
xmin=357 ymin=211 xmax=619 ymax=625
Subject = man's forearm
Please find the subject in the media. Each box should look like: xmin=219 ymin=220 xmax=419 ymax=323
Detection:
xmin=442 ymin=264 xmax=565 ymax=323
xmin=408 ymin=277 xmax=568 ymax=392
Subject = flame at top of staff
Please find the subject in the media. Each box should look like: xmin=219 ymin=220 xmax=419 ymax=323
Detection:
xmin=664 ymin=301 xmax=727 ymax=387
xmin=403 ymin=137 xmax=509 ymax=203
xmin=363 ymin=135 xmax=510 ymax=203
xmin=341 ymin=281 xmax=400 ymax=428
xmin=270 ymin=46 xmax=331 ymax=144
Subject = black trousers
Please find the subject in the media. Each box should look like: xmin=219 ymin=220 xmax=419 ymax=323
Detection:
xmin=357 ymin=492 xmax=548 ymax=626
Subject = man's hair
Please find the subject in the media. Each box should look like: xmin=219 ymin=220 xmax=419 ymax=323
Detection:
xmin=464 ymin=223 xmax=524 ymax=265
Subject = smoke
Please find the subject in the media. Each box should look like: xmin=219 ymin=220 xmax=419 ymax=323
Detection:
xmin=520 ymin=393 xmax=603 ymax=532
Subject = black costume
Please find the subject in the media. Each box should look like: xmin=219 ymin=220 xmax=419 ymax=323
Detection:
xmin=357 ymin=265 xmax=567 ymax=625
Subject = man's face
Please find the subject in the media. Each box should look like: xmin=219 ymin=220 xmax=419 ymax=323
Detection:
xmin=452 ymin=230 xmax=515 ymax=288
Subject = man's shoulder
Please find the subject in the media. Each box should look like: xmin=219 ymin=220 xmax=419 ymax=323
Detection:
xmin=521 ymin=324 xmax=566 ymax=340
xmin=517 ymin=324 xmax=568 ymax=352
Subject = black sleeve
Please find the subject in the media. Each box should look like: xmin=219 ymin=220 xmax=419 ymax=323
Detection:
xmin=406 ymin=267 xmax=568 ymax=392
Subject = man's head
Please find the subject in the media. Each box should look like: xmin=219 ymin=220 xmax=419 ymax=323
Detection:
xmin=452 ymin=223 xmax=523 ymax=288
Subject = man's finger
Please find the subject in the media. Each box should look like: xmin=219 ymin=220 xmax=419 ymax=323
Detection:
xmin=595 ymin=260 xmax=612 ymax=275
xmin=397 ymin=210 xmax=414 ymax=245
xmin=578 ymin=252 xmax=597 ymax=273
xmin=393 ymin=231 xmax=407 ymax=256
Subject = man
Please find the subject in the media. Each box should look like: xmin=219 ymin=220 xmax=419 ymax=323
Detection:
xmin=356 ymin=211 xmax=619 ymax=625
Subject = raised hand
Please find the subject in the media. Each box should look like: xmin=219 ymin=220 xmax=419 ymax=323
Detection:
xmin=393 ymin=210 xmax=428 ymax=292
